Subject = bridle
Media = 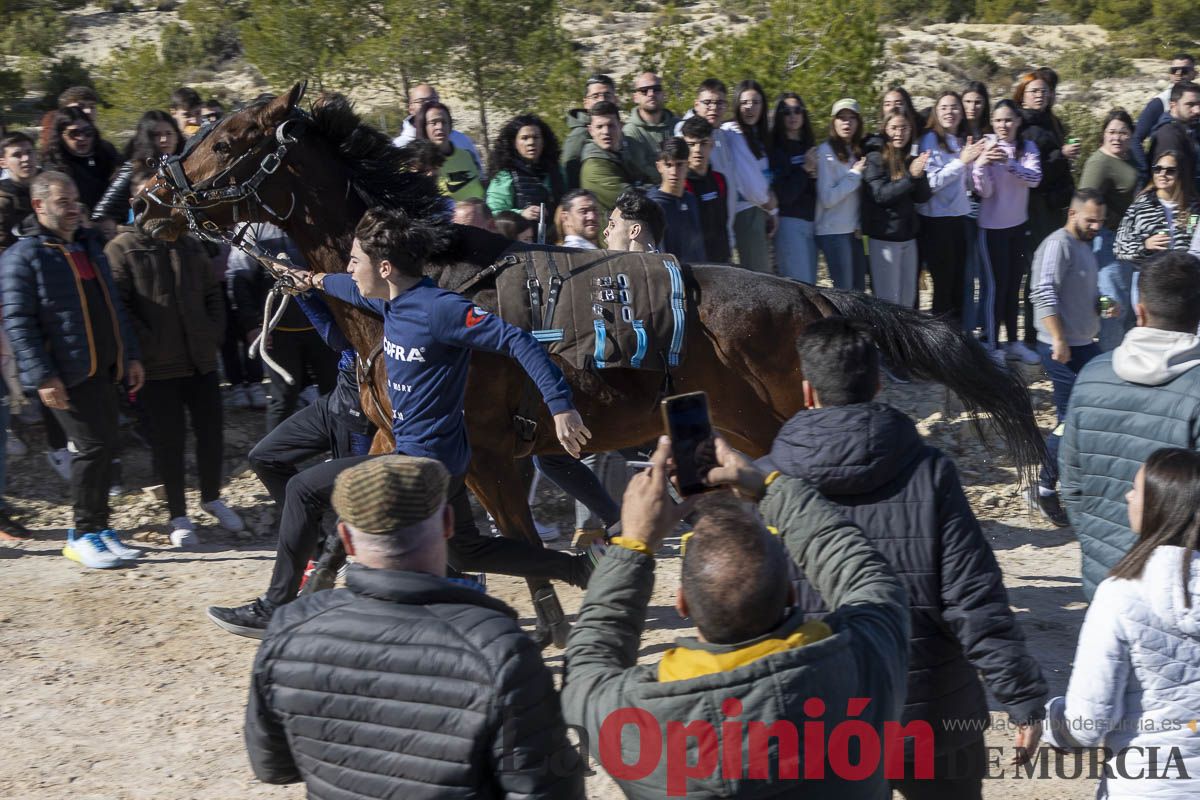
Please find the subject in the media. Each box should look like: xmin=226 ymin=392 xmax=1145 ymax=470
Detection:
xmin=143 ymin=105 xmax=315 ymax=384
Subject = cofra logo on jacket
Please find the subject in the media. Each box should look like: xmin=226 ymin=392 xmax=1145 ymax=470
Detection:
xmin=383 ymin=337 xmax=426 ymax=363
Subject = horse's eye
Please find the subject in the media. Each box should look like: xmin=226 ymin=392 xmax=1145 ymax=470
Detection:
xmin=213 ymin=141 xmax=231 ymax=155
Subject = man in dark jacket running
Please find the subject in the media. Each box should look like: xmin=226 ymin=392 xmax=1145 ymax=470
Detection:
xmin=0 ymin=171 xmax=144 ymax=568
xmin=245 ymin=455 xmax=584 ymax=799
xmin=755 ymin=317 xmax=1046 ymax=799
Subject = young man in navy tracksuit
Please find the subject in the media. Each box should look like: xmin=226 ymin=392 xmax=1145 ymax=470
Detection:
xmin=207 ymin=207 xmax=596 ymax=637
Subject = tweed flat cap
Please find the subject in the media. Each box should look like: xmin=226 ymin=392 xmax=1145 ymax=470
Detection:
xmin=332 ymin=456 xmax=450 ymax=534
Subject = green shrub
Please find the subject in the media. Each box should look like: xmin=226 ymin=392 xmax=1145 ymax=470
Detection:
xmin=0 ymin=8 xmax=70 ymax=58
xmin=962 ymin=46 xmax=1001 ymax=79
xmin=37 ymin=57 xmax=94 ymax=109
xmin=1057 ymin=101 xmax=1105 ymax=180
xmin=1057 ymin=49 xmax=1135 ymax=82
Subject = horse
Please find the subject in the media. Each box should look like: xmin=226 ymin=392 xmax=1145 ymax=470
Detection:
xmin=136 ymin=83 xmax=1045 ymax=648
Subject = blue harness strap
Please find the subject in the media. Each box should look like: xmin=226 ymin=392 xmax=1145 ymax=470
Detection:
xmin=664 ymin=259 xmax=686 ymax=367
xmin=593 ymin=319 xmax=607 ymax=369
xmin=532 ymin=329 xmax=565 ymax=343
xmin=631 ymin=320 xmax=648 ymax=368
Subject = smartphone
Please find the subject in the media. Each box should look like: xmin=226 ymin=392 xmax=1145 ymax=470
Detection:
xmin=1067 ymin=137 xmax=1080 ymax=145
xmin=661 ymin=391 xmax=718 ymax=496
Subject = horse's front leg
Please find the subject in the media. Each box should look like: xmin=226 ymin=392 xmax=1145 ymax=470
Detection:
xmin=466 ymin=450 xmax=572 ymax=649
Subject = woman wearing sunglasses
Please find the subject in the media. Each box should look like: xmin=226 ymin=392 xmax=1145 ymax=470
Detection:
xmin=40 ymin=107 xmax=119 ymax=215
xmin=1114 ymin=150 xmax=1200 ymax=269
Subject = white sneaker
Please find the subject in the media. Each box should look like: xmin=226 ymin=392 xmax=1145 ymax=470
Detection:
xmin=6 ymin=435 xmax=26 ymax=457
xmin=46 ymin=448 xmax=72 ymax=481
xmin=535 ymin=520 xmax=559 ymax=542
xmin=1005 ymin=341 xmax=1041 ymax=365
xmin=230 ymin=385 xmax=250 ymax=409
xmin=201 ymin=499 xmax=245 ymax=532
xmin=99 ymin=530 xmax=141 ymax=560
xmin=63 ymin=530 xmax=122 ymax=569
xmin=248 ymin=384 xmax=267 ymax=409
xmin=169 ymin=516 xmax=198 ymax=548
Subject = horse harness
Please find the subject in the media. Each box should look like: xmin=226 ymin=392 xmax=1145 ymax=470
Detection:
xmin=145 ymin=102 xmax=318 ymax=384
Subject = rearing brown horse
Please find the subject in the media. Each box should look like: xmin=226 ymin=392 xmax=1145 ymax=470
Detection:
xmin=137 ymin=85 xmax=1044 ymax=647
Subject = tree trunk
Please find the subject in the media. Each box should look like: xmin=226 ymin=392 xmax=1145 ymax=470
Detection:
xmin=473 ymin=67 xmax=491 ymax=162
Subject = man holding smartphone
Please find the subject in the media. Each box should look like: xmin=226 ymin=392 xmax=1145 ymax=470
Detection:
xmin=207 ymin=206 xmax=600 ymax=638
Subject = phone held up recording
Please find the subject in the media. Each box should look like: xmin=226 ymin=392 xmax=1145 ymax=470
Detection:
xmin=661 ymin=391 xmax=719 ymax=496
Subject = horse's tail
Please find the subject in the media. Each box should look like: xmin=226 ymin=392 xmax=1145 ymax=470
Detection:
xmin=819 ymin=288 xmax=1045 ymax=485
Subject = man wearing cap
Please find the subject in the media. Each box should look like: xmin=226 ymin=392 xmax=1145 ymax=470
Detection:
xmin=245 ymin=455 xmax=585 ymax=799
xmin=207 ymin=205 xmax=599 ymax=639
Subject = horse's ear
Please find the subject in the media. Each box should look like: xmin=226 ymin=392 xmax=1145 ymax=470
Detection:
xmin=260 ymin=81 xmax=308 ymax=124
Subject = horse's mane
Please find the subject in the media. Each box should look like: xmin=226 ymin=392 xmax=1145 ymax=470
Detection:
xmin=305 ymin=94 xmax=452 ymax=240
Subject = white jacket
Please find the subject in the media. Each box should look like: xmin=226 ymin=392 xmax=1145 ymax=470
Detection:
xmin=718 ymin=120 xmax=771 ymax=214
xmin=814 ymin=140 xmax=862 ymax=236
xmin=1044 ymin=546 xmax=1200 ymax=797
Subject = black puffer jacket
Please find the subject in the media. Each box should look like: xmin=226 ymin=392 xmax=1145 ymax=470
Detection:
xmin=245 ymin=565 xmax=584 ymax=799
xmin=860 ymin=150 xmax=932 ymax=241
xmin=757 ymin=402 xmax=1047 ymax=756
xmin=1021 ymin=107 xmax=1074 ymax=210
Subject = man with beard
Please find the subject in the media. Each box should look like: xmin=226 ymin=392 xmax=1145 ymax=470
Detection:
xmin=1028 ymin=189 xmax=1108 ymax=527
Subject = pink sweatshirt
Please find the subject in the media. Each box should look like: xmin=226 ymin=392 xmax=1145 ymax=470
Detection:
xmin=971 ymin=135 xmax=1042 ymax=230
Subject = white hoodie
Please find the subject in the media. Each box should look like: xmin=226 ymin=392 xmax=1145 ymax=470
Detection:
xmin=1112 ymin=327 xmax=1200 ymax=386
xmin=1044 ymin=546 xmax=1200 ymax=797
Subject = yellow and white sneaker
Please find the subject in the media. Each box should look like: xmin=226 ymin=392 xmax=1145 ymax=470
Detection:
xmin=63 ymin=530 xmax=122 ymax=569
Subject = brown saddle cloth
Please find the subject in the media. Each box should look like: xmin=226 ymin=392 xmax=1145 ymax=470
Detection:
xmin=493 ymin=247 xmax=689 ymax=372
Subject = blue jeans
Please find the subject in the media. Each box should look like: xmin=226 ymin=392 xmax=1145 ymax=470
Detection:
xmin=535 ymin=453 xmax=622 ymax=530
xmin=962 ymin=216 xmax=984 ymax=335
xmin=816 ymin=232 xmax=861 ymax=290
xmin=1037 ymin=341 xmax=1101 ymax=490
xmin=776 ymin=217 xmax=818 ymax=284
xmin=1094 ymin=228 xmax=1135 ymax=352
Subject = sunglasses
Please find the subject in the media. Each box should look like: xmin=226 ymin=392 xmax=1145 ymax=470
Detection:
xmin=698 ymin=99 xmax=727 ymax=109
xmin=635 ymin=84 xmax=662 ymax=94
xmin=1153 ymin=165 xmax=1178 ymax=175
xmin=1171 ymin=66 xmax=1194 ymax=75
xmin=64 ymin=127 xmax=95 ymax=140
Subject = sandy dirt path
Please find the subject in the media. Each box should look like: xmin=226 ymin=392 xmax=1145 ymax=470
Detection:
xmin=0 ymin=368 xmax=1095 ymax=799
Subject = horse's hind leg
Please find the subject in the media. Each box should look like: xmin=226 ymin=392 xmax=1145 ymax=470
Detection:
xmin=466 ymin=453 xmax=574 ymax=649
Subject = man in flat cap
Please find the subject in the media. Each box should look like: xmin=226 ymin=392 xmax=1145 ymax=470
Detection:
xmin=245 ymin=455 xmax=585 ymax=799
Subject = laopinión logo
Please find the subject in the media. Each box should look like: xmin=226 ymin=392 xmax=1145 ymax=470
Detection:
xmin=500 ymin=700 xmax=1194 ymax=794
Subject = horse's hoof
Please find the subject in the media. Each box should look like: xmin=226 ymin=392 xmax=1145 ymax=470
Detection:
xmin=531 ymin=625 xmax=554 ymax=650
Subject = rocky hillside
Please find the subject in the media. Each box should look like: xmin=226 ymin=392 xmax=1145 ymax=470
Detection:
xmin=22 ymin=5 xmax=1172 ymax=140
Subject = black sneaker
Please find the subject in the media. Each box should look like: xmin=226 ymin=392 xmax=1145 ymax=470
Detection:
xmin=0 ymin=507 xmax=31 ymax=540
xmin=206 ymin=597 xmax=279 ymax=639
xmin=1029 ymin=488 xmax=1070 ymax=528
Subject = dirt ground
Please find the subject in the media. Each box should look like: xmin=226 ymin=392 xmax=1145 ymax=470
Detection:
xmin=0 ymin=364 xmax=1094 ymax=799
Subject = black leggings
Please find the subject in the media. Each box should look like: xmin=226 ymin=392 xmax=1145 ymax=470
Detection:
xmin=918 ymin=215 xmax=967 ymax=318
xmin=984 ymin=223 xmax=1029 ymax=345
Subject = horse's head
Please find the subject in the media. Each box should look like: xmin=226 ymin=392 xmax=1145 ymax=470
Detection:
xmin=136 ymin=82 xmax=310 ymax=242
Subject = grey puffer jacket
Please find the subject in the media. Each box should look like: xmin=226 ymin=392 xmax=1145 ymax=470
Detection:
xmin=1060 ymin=327 xmax=1200 ymax=599
xmin=757 ymin=403 xmax=1046 ymax=757
xmin=246 ymin=565 xmax=584 ymax=800
xmin=562 ymin=475 xmax=909 ymax=799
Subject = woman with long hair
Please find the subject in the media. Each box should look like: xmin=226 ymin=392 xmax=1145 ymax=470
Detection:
xmin=414 ymin=101 xmax=485 ymax=202
xmin=722 ymin=79 xmax=776 ymax=271
xmin=861 ymin=110 xmax=931 ymax=307
xmin=917 ymin=91 xmax=985 ymax=320
xmin=1044 ymin=448 xmax=1200 ymax=795
xmin=485 ymin=114 xmax=564 ymax=232
xmin=876 ymin=86 xmax=924 ymax=154
xmin=40 ymin=106 xmax=119 ymax=214
xmin=92 ymin=110 xmax=184 ymax=224
xmin=815 ymin=98 xmax=867 ymax=290
xmin=962 ymin=82 xmax=991 ymax=141
xmin=1114 ymin=150 xmax=1200 ymax=267
xmin=972 ymin=99 xmax=1041 ymax=364
xmin=1079 ymin=109 xmax=1139 ymax=351
xmin=768 ymin=92 xmax=817 ymax=282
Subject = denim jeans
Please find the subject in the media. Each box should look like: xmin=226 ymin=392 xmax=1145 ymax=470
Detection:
xmin=962 ymin=216 xmax=984 ymax=335
xmin=1094 ymin=228 xmax=1135 ymax=352
xmin=535 ymin=453 xmax=622 ymax=530
xmin=775 ymin=217 xmax=818 ymax=284
xmin=816 ymin=232 xmax=859 ymax=290
xmin=1037 ymin=341 xmax=1101 ymax=490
